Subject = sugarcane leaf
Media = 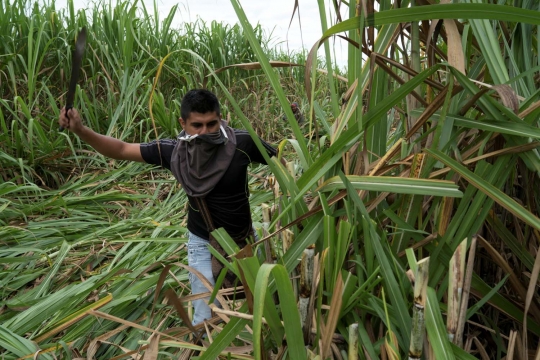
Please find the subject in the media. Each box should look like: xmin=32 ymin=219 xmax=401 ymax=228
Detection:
xmin=0 ymin=325 xmax=41 ymax=358
xmin=253 ymin=264 xmax=306 ymax=360
xmin=199 ymin=307 xmax=250 ymax=360
xmin=318 ymin=175 xmax=463 ymax=197
xmin=324 ymin=4 xmax=540 ymax=37
xmin=413 ymin=110 xmax=540 ymax=139
xmin=426 ymin=287 xmax=456 ymax=360
xmin=426 ymin=149 xmax=540 ymax=230
xmin=339 ymin=172 xmax=412 ymax=350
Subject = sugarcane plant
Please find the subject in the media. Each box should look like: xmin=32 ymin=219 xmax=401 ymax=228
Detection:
xmin=197 ymin=0 xmax=540 ymax=358
xmin=2 ymin=0 xmax=540 ymax=359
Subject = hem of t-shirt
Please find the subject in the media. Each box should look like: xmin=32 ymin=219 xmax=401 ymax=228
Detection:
xmin=188 ymin=227 xmax=210 ymax=241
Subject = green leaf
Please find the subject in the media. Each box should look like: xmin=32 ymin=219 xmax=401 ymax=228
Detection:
xmin=318 ymin=175 xmax=463 ymax=197
xmin=425 ymin=287 xmax=456 ymax=360
xmin=339 ymin=172 xmax=412 ymax=350
xmin=236 ymin=257 xmax=285 ymax=346
xmin=199 ymin=307 xmax=250 ymax=360
xmin=253 ymin=264 xmax=306 ymax=360
xmin=324 ymin=4 xmax=540 ymax=38
xmin=426 ymin=149 xmax=540 ymax=230
xmin=0 ymin=325 xmax=40 ymax=358
xmin=467 ymin=275 xmax=509 ymax=320
xmin=413 ymin=110 xmax=540 ymax=139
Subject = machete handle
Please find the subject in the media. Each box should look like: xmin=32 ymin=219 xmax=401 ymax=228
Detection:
xmin=59 ymin=105 xmax=73 ymax=132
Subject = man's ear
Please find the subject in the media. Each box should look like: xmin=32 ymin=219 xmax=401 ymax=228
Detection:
xmin=178 ymin=118 xmax=186 ymax=129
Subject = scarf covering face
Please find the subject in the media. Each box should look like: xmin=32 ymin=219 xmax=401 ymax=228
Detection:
xmin=170 ymin=119 xmax=236 ymax=197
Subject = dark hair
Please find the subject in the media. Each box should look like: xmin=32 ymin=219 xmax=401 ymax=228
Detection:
xmin=180 ymin=89 xmax=221 ymax=120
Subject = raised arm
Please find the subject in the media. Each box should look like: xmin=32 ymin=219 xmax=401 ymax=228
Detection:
xmin=59 ymin=107 xmax=144 ymax=162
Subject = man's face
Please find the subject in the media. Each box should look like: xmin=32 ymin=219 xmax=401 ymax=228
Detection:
xmin=179 ymin=111 xmax=221 ymax=136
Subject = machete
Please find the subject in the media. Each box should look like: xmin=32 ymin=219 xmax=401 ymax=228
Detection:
xmin=60 ymin=27 xmax=87 ymax=131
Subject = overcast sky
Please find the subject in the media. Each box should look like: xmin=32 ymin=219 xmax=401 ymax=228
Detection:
xmin=90 ymin=0 xmax=348 ymax=67
xmin=68 ymin=0 xmax=349 ymax=66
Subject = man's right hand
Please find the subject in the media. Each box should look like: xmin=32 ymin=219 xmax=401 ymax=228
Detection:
xmin=59 ymin=107 xmax=84 ymax=134
xmin=57 ymin=106 xmax=144 ymax=162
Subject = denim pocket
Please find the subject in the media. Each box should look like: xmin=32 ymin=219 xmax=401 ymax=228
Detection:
xmin=188 ymin=247 xmax=198 ymax=265
xmin=188 ymin=243 xmax=210 ymax=265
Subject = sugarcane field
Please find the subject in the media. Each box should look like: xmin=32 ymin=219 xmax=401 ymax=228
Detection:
xmin=2 ymin=0 xmax=540 ymax=359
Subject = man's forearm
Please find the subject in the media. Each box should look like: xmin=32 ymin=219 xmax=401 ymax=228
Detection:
xmin=59 ymin=107 xmax=143 ymax=162
xmin=75 ymin=126 xmax=131 ymax=160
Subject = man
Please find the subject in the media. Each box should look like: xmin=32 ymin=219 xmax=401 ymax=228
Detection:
xmin=282 ymin=102 xmax=304 ymax=125
xmin=58 ymin=89 xmax=278 ymax=325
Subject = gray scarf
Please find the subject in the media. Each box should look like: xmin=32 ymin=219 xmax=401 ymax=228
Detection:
xmin=170 ymin=120 xmax=236 ymax=197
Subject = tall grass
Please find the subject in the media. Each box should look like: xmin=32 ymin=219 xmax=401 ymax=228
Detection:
xmin=0 ymin=0 xmax=319 ymax=186
xmin=2 ymin=0 xmax=540 ymax=359
xmin=205 ymin=0 xmax=540 ymax=359
xmin=0 ymin=0 xmax=309 ymax=358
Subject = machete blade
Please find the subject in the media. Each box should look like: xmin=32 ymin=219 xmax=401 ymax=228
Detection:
xmin=60 ymin=27 xmax=86 ymax=131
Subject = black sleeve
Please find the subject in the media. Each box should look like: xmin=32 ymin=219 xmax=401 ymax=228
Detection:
xmin=140 ymin=139 xmax=177 ymax=170
xmin=247 ymin=136 xmax=278 ymax=165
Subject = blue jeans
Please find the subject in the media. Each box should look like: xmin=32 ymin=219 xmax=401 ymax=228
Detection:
xmin=187 ymin=232 xmax=221 ymax=325
xmin=187 ymin=230 xmax=258 ymax=325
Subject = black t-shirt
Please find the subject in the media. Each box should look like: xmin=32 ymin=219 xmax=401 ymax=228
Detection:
xmin=140 ymin=130 xmax=277 ymax=240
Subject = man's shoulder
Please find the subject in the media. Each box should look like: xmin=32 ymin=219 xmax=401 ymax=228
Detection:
xmin=233 ymin=129 xmax=270 ymax=142
xmin=231 ymin=128 xmax=277 ymax=158
xmin=232 ymin=129 xmax=253 ymax=147
xmin=233 ymin=128 xmax=250 ymax=137
xmin=139 ymin=138 xmax=177 ymax=168
xmin=140 ymin=138 xmax=177 ymax=149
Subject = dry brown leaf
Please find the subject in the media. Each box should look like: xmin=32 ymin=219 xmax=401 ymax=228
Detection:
xmin=200 ymin=339 xmax=254 ymax=355
xmin=142 ymin=333 xmax=160 ymax=360
xmin=523 ymin=244 xmax=540 ymax=358
xmin=405 ymin=85 xmax=451 ymax=140
xmin=100 ymin=340 xmax=143 ymax=360
xmin=455 ymin=236 xmax=478 ymax=347
xmin=478 ymin=236 xmax=540 ymax=323
xmin=165 ymin=289 xmax=198 ymax=334
xmin=518 ymin=100 xmax=540 ymax=119
xmin=492 ymin=84 xmax=520 ymax=114
xmin=86 ymin=323 xmax=131 ymax=360
xmin=440 ymin=0 xmax=465 ymax=75
xmin=171 ymin=262 xmax=230 ymax=311
xmin=384 ymin=330 xmax=400 ymax=360
xmin=89 ymin=310 xmax=183 ymax=342
xmin=429 ymin=142 xmax=540 ymax=179
xmin=448 ymin=239 xmax=467 ymax=343
xmin=203 ymin=61 xmax=302 ymax=87
xmin=473 ymin=337 xmax=490 ymax=360
xmin=508 ymin=330 xmax=517 ymax=360
xmin=214 ymin=61 xmax=301 ymax=73
xmin=320 ymin=272 xmax=344 ymax=359
xmin=150 ymin=265 xmax=172 ymax=324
